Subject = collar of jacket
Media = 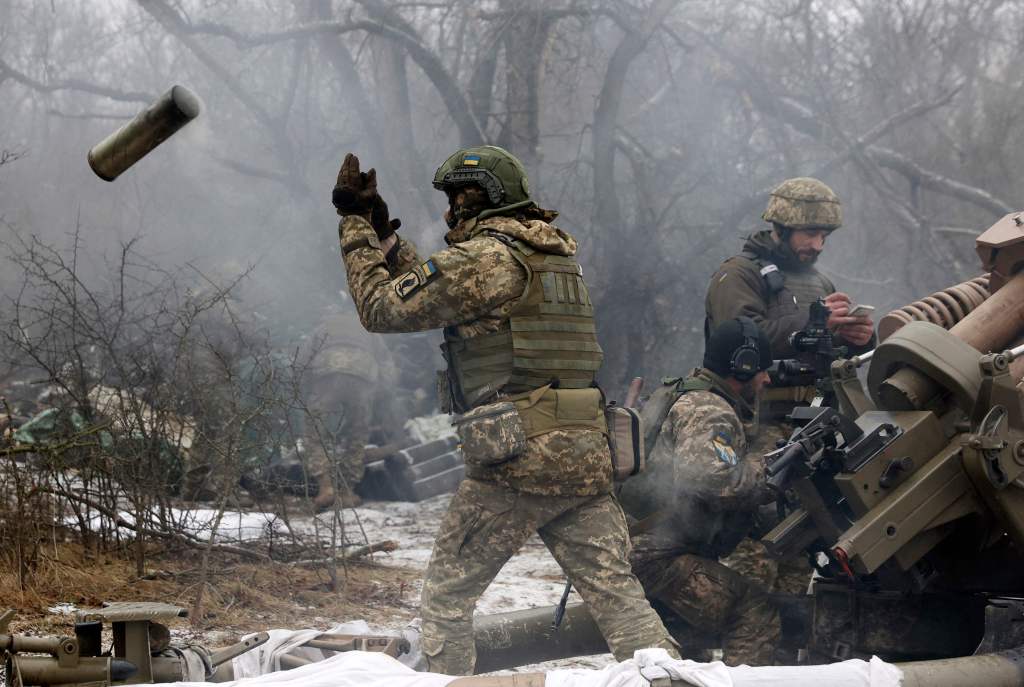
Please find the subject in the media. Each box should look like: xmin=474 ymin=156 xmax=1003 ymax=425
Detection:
xmin=690 ymin=367 xmax=754 ymax=420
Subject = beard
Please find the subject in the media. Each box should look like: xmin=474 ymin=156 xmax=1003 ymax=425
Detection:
xmin=796 ymin=249 xmax=821 ymax=264
xmin=740 ymin=382 xmax=758 ymax=404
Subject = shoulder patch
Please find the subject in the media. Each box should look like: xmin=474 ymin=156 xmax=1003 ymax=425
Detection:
xmin=711 ymin=431 xmax=738 ymax=466
xmin=394 ymin=259 xmax=441 ymax=300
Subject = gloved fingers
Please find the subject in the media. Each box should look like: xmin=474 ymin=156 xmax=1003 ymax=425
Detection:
xmin=333 ymin=186 xmax=362 ymax=214
xmin=338 ymin=152 xmax=361 ymax=186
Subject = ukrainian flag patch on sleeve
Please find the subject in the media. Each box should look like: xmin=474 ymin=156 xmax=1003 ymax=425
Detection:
xmin=394 ymin=259 xmax=441 ymax=300
xmin=462 ymin=154 xmax=481 ymax=166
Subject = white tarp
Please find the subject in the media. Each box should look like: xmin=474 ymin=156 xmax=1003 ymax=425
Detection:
xmin=152 ymin=644 xmax=903 ymax=687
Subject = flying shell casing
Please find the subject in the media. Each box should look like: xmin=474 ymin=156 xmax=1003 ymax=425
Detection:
xmin=87 ymin=85 xmax=200 ymax=181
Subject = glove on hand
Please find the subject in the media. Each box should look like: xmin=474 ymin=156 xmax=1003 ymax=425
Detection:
xmin=333 ymin=153 xmax=401 ymax=241
xmin=369 ymin=196 xmax=402 ymax=242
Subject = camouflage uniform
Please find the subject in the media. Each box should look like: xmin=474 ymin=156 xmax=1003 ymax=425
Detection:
xmin=622 ymin=368 xmax=780 ymax=666
xmin=338 ymin=208 xmax=675 ymax=674
xmin=719 ymin=419 xmax=810 ymax=595
xmin=704 ymin=178 xmax=869 ymax=594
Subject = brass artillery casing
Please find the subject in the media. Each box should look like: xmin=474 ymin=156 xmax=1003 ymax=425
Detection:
xmin=87 ymin=85 xmax=200 ymax=181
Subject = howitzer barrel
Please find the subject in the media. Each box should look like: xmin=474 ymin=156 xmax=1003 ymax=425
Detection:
xmin=87 ymin=85 xmax=200 ymax=181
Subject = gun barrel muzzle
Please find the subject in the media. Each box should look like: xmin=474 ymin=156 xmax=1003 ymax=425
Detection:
xmin=87 ymin=85 xmax=200 ymax=181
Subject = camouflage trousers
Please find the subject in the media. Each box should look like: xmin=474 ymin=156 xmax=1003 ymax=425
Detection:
xmin=722 ymin=538 xmax=812 ymax=595
xmin=633 ymin=553 xmax=780 ymax=666
xmin=419 ymin=478 xmax=678 ymax=675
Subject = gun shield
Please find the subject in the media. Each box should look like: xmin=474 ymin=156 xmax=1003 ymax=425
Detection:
xmin=87 ymin=85 xmax=200 ymax=181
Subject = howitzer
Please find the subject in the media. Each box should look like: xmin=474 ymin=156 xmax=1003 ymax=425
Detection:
xmin=1 ymin=604 xmax=268 ymax=686
xmin=762 ymin=406 xmax=889 ymax=494
xmin=756 ymin=210 xmax=1024 ymax=663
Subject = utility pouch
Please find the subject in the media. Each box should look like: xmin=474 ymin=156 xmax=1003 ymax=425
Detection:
xmin=452 ymin=401 xmax=527 ymax=468
xmin=514 ymin=387 xmax=607 ymax=438
xmin=606 ymin=403 xmax=645 ymax=481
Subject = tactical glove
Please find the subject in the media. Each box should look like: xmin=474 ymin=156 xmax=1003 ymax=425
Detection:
xmin=333 ymin=153 xmax=401 ymax=241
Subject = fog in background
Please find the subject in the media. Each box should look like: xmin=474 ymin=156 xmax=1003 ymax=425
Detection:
xmin=1 ymin=0 xmax=1019 ymax=404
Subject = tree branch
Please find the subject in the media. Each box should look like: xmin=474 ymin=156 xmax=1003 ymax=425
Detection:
xmin=0 ymin=58 xmax=155 ymax=104
xmin=164 ymin=4 xmax=486 ymax=144
xmin=688 ymin=24 xmax=1014 ymax=219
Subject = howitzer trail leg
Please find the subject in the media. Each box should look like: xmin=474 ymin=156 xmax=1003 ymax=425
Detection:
xmin=538 ymin=495 xmax=679 ymax=662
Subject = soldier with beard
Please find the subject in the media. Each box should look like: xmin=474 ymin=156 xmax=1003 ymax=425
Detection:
xmin=330 ymin=145 xmax=677 ymax=675
xmin=622 ymin=318 xmax=781 ymax=666
xmin=705 ymin=177 xmax=875 ymax=358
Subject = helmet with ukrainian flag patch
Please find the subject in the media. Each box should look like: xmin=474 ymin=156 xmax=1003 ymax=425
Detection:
xmin=432 ymin=145 xmax=533 ymax=208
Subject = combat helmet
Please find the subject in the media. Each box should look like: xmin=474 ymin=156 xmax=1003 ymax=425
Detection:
xmin=432 ymin=145 xmax=534 ymax=220
xmin=762 ymin=177 xmax=842 ymax=231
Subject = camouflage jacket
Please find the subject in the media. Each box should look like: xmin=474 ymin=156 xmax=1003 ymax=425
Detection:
xmin=338 ymin=213 xmax=612 ymax=496
xmin=704 ymin=230 xmax=875 ymax=358
xmin=630 ymin=368 xmax=770 ymax=562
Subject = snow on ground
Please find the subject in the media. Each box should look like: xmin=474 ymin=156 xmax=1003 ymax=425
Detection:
xmin=76 ymin=494 xmax=584 ymax=617
xmin=63 ymin=493 xmax=616 ymax=671
xmin=346 ymin=494 xmax=574 ymax=615
xmin=342 ymin=495 xmax=616 ymax=672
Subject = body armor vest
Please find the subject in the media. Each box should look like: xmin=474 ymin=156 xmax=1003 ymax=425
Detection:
xmin=442 ymin=233 xmax=603 ymax=413
xmin=739 ymin=249 xmax=832 ymax=325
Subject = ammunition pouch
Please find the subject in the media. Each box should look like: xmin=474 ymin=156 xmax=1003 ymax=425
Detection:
xmin=606 ymin=404 xmax=644 ymax=481
xmin=452 ymin=401 xmax=527 ymax=468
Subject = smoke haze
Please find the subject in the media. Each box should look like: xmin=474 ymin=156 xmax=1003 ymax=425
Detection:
xmin=1 ymin=0 xmax=1017 ymax=401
